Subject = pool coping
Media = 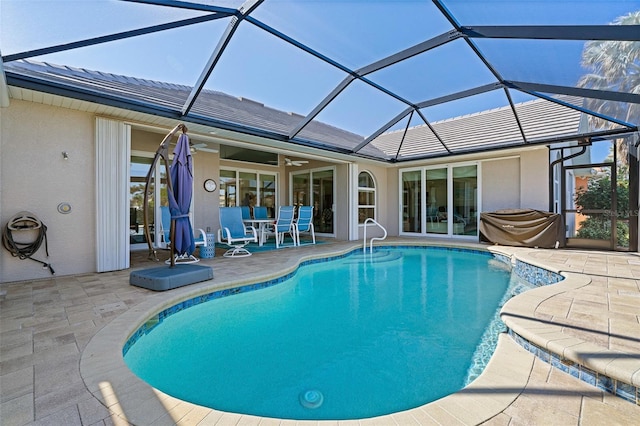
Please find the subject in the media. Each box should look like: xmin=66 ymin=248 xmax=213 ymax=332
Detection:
xmin=79 ymin=241 xmax=634 ymax=424
xmin=491 ymin=246 xmax=640 ymax=404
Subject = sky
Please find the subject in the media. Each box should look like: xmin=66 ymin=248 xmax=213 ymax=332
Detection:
xmin=2 ymin=0 xmax=639 ymax=139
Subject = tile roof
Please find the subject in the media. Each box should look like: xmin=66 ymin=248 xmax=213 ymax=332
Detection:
xmin=5 ymin=60 xmax=589 ymax=161
xmin=371 ymin=96 xmax=585 ymax=160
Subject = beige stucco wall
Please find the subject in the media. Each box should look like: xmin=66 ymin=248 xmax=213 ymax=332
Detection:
xmin=0 ymin=97 xmax=562 ymax=283
xmin=519 ymin=149 xmax=550 ymax=210
xmin=481 ymin=149 xmax=549 ymax=213
xmin=1 ymin=100 xmax=95 ymax=282
xmin=481 ymin=157 xmax=521 ymax=212
xmin=193 ymin=146 xmax=220 ymax=234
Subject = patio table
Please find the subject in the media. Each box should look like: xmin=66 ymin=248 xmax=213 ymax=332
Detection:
xmin=243 ymin=219 xmax=273 ymax=246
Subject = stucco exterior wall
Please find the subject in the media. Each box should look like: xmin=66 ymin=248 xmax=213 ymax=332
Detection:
xmin=1 ymin=100 xmax=95 ymax=282
xmin=386 ymin=167 xmax=400 ymax=236
xmin=480 ymin=149 xmax=549 ymax=213
xmin=481 ymin=157 xmax=521 ymax=212
xmin=193 ymin=148 xmax=220 ymax=234
xmin=0 ymin=97 xmax=590 ymax=283
xmin=519 ymin=149 xmax=550 ymax=210
xmin=334 ymin=164 xmax=349 ymax=240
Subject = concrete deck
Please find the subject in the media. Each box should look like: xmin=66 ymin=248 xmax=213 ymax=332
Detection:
xmin=1 ymin=239 xmax=639 ymax=425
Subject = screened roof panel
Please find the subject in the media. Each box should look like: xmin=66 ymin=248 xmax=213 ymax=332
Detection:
xmin=370 ymin=91 xmax=526 ymax=159
xmin=386 ymin=109 xmax=427 ymax=133
xmin=298 ymin=79 xmax=406 ymax=145
xmin=0 ymin=0 xmax=213 ymax=56
xmin=421 ymin=91 xmax=525 ymax=152
xmin=371 ymin=122 xmax=450 ymax=161
xmin=474 ymin=39 xmax=599 ymax=88
xmin=194 ymin=21 xmax=346 ymax=129
xmin=7 ymin=17 xmax=231 ymax=87
xmin=420 ymin=88 xmax=512 ymax=122
xmin=511 ymin=95 xmax=584 ymax=141
xmin=443 ymin=0 xmax=640 ymax=25
xmin=355 ymin=143 xmax=393 ymax=161
xmin=396 ymin=127 xmax=450 ymax=160
xmin=367 ymin=39 xmax=499 ymax=104
xmin=1 ymin=0 xmax=638 ymax=163
xmin=369 ymin=121 xmax=407 ymax=159
xmin=544 ymin=94 xmax=630 ymax=130
xmin=249 ymin=0 xmax=454 ymax=70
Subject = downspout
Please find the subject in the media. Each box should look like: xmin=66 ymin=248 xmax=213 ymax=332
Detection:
xmin=548 ymin=145 xmax=587 ymax=212
xmin=630 ymin=133 xmax=640 ymax=251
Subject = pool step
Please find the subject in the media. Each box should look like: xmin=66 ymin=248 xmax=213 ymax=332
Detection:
xmin=346 ymin=250 xmax=403 ymax=264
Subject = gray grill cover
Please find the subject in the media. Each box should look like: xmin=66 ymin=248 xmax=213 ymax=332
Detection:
xmin=480 ymin=209 xmax=563 ymax=248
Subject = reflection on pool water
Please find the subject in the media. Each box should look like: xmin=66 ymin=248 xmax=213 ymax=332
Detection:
xmin=124 ymin=247 xmax=527 ymax=420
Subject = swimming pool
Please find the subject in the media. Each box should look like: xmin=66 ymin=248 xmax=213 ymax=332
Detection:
xmin=124 ymin=246 xmax=524 ymax=420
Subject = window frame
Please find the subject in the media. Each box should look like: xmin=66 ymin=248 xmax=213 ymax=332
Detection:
xmin=219 ymin=167 xmax=279 ymax=218
xmin=357 ymin=170 xmax=377 ymax=225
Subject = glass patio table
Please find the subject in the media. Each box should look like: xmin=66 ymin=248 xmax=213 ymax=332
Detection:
xmin=243 ymin=219 xmax=273 ymax=246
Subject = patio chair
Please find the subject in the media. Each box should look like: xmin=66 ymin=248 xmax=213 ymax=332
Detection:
xmin=252 ymin=205 xmax=272 ymax=244
xmin=426 ymin=205 xmax=439 ymax=223
xmin=159 ymin=206 xmax=207 ymax=264
xmin=253 ymin=206 xmax=268 ymax=219
xmin=270 ymin=205 xmax=297 ymax=248
xmin=294 ymin=206 xmax=315 ymax=245
xmin=240 ymin=205 xmax=251 ymax=220
xmin=218 ymin=207 xmax=258 ymax=257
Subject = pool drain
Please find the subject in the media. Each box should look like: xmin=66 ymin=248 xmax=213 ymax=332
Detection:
xmin=299 ymin=389 xmax=324 ymax=409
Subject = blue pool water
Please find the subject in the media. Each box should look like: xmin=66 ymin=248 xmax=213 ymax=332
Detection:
xmin=124 ymin=247 xmax=518 ymax=420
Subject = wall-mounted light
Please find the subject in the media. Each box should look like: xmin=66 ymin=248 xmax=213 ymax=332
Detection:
xmin=62 ymin=151 xmax=69 ymax=160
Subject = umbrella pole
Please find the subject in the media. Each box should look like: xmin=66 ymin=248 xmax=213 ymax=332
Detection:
xmin=142 ymin=123 xmax=187 ymax=263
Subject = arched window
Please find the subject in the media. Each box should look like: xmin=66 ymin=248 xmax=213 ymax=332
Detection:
xmin=358 ymin=171 xmax=376 ymax=224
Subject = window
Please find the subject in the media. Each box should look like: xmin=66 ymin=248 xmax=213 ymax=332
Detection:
xmin=219 ymin=145 xmax=278 ymax=165
xmin=358 ymin=171 xmax=376 ymax=224
xmin=220 ymin=169 xmax=278 ymax=218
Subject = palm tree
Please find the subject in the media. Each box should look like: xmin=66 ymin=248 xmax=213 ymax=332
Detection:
xmin=578 ymin=11 xmax=640 ymax=163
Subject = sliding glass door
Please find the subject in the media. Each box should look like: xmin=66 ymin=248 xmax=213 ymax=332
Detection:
xmin=402 ymin=170 xmax=422 ymax=233
xmin=401 ymin=163 xmax=478 ymax=237
xmin=292 ymin=168 xmax=335 ymax=235
xmin=426 ymin=168 xmax=447 ymax=235
xmin=452 ymin=165 xmax=478 ymax=236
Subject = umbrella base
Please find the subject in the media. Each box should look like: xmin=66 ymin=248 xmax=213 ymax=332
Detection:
xmin=130 ymin=264 xmax=213 ymax=291
xmin=164 ymin=253 xmax=199 ymax=264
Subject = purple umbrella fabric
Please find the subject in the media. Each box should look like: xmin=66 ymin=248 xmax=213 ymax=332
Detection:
xmin=168 ymin=133 xmax=195 ymax=256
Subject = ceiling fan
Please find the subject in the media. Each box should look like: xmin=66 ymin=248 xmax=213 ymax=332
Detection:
xmin=285 ymin=157 xmax=309 ymax=167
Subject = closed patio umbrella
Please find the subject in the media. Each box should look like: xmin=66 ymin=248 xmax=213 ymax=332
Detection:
xmin=167 ymin=131 xmax=195 ymax=265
